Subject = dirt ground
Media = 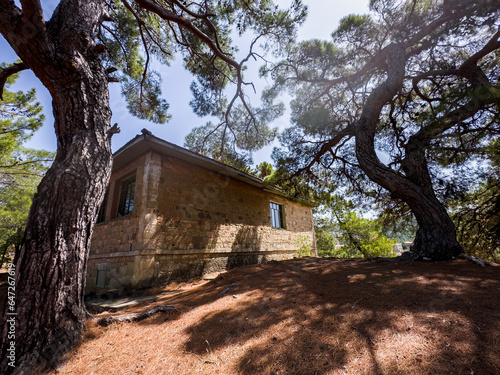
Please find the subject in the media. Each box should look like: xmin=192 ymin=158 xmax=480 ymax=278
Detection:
xmin=34 ymin=258 xmax=500 ymax=374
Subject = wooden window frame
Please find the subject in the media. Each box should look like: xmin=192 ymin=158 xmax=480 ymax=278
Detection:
xmin=270 ymin=202 xmax=285 ymax=229
xmin=116 ymin=175 xmax=136 ymax=218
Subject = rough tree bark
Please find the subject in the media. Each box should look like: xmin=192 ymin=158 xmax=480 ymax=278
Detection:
xmin=354 ymin=44 xmax=464 ymax=260
xmin=0 ymin=1 xmax=113 ymax=373
xmin=399 ymin=139 xmax=464 ymax=260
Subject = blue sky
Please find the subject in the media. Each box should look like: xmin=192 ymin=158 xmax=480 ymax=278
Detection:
xmin=1 ymin=0 xmax=369 ymax=165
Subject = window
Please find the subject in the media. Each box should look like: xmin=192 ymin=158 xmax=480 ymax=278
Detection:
xmin=270 ymin=202 xmax=284 ymax=229
xmin=96 ymin=190 xmax=109 ymax=224
xmin=96 ymin=269 xmax=106 ymax=288
xmin=96 ymin=263 xmax=108 ymax=288
xmin=117 ymin=176 xmax=135 ymax=217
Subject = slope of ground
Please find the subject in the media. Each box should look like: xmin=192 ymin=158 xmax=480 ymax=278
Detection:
xmin=46 ymin=258 xmax=499 ymax=375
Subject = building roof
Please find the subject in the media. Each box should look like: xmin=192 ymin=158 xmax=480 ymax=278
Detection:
xmin=113 ymin=130 xmax=316 ymax=207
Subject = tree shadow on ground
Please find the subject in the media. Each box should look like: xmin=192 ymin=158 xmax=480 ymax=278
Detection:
xmin=176 ymin=258 xmax=500 ymax=374
xmin=73 ymin=258 xmax=500 ymax=375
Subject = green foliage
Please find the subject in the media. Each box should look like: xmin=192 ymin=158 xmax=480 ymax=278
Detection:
xmin=252 ymin=161 xmax=274 ymax=179
xmin=184 ymin=97 xmax=283 ymax=165
xmin=99 ymin=1 xmax=173 ymax=124
xmin=378 ymin=206 xmax=418 ymax=243
xmin=293 ymin=234 xmax=312 ymax=258
xmin=121 ymin=71 xmax=171 ymax=124
xmin=180 ymin=0 xmax=306 ymax=163
xmin=0 ymin=177 xmax=34 ymax=266
xmin=335 ymin=14 xmax=371 ymax=36
xmin=263 ymin=163 xmax=317 ymax=202
xmin=98 ymin=0 xmax=306 ymax=129
xmin=451 ymin=140 xmax=500 ymax=262
xmin=315 ymin=231 xmax=338 ymax=257
xmin=184 ymin=121 xmax=254 ymax=171
xmin=381 ymin=221 xmax=416 ymax=244
xmin=315 ymin=195 xmax=396 ymax=258
xmin=314 ymin=216 xmax=338 ymax=257
xmin=453 ymin=179 xmax=500 ymax=262
xmin=262 ymin=0 xmax=500 ymax=258
xmin=0 ymin=64 xmax=44 ymax=153
xmin=336 ymin=211 xmax=397 ymax=258
xmin=0 ymin=70 xmax=53 ymax=266
xmin=94 ymin=0 xmax=307 ymax=162
xmin=184 ymin=112 xmax=280 ymax=171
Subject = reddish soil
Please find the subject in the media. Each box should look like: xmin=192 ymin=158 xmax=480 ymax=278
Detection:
xmin=41 ymin=258 xmax=500 ymax=374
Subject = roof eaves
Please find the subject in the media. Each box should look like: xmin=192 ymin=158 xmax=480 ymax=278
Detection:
xmin=113 ymin=131 xmax=316 ymax=206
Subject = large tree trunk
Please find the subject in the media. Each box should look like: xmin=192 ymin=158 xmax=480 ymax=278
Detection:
xmin=0 ymin=75 xmax=112 ymax=375
xmin=0 ymin=1 xmax=112 ymax=373
xmin=354 ymin=44 xmax=464 ymax=261
xmin=399 ymin=142 xmax=464 ymax=260
xmin=389 ymin=169 xmax=464 ymax=261
xmin=356 ymin=133 xmax=464 ymax=260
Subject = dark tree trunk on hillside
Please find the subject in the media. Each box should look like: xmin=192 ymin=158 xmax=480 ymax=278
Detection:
xmin=0 ymin=1 xmax=112 ymax=374
xmin=354 ymin=44 xmax=464 ymax=261
xmin=0 ymin=82 xmax=112 ymax=375
xmin=356 ymin=130 xmax=464 ymax=260
xmin=399 ymin=141 xmax=464 ymax=260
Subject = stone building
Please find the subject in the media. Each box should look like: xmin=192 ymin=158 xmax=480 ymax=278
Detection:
xmin=86 ymin=130 xmax=316 ymax=296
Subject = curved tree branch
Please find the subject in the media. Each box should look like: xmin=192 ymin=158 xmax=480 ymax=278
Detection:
xmin=295 ymin=124 xmax=355 ymax=176
xmin=133 ymin=0 xmax=239 ymax=70
xmin=0 ymin=62 xmax=30 ymax=100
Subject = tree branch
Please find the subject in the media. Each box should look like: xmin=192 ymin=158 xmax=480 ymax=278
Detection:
xmin=133 ymin=0 xmax=238 ymax=70
xmin=310 ymin=5 xmax=472 ymax=106
xmin=409 ymin=32 xmax=500 ymax=151
xmin=0 ymin=62 xmax=30 ymax=100
xmin=458 ymin=30 xmax=500 ymax=87
xmin=132 ymin=0 xmax=253 ymax=149
xmin=20 ymin=0 xmax=44 ymax=26
xmin=410 ymin=90 xmax=499 ymax=149
xmin=0 ymin=0 xmax=22 ymax=40
xmin=295 ymin=125 xmax=355 ymax=176
xmin=462 ymin=30 xmax=500 ymax=67
xmin=97 ymin=305 xmax=178 ymax=326
xmin=0 ymin=159 xmax=54 ymax=169
xmin=122 ymin=0 xmax=151 ymax=111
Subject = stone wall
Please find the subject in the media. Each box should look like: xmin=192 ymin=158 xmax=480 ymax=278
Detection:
xmin=86 ymin=150 xmax=315 ymax=296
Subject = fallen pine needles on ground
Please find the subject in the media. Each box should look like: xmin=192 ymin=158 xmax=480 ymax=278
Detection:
xmin=46 ymin=258 xmax=500 ymax=375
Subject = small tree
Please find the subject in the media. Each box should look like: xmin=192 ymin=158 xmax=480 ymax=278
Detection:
xmin=253 ymin=161 xmax=274 ymax=179
xmin=314 ymin=217 xmax=338 ymax=257
xmin=315 ymin=194 xmax=396 ymax=258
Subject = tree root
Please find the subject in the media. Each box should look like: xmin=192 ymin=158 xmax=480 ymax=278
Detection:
xmin=457 ymin=253 xmax=485 ymax=266
xmin=370 ymin=253 xmax=419 ymax=261
xmin=456 ymin=253 xmax=498 ymax=267
xmin=372 ymin=253 xmax=497 ymax=266
xmin=97 ymin=305 xmax=178 ymax=327
xmin=219 ymin=283 xmax=238 ymax=297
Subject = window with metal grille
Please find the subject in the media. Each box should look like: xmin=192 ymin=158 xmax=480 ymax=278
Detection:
xmin=117 ymin=176 xmax=135 ymax=217
xmin=270 ymin=202 xmax=284 ymax=229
